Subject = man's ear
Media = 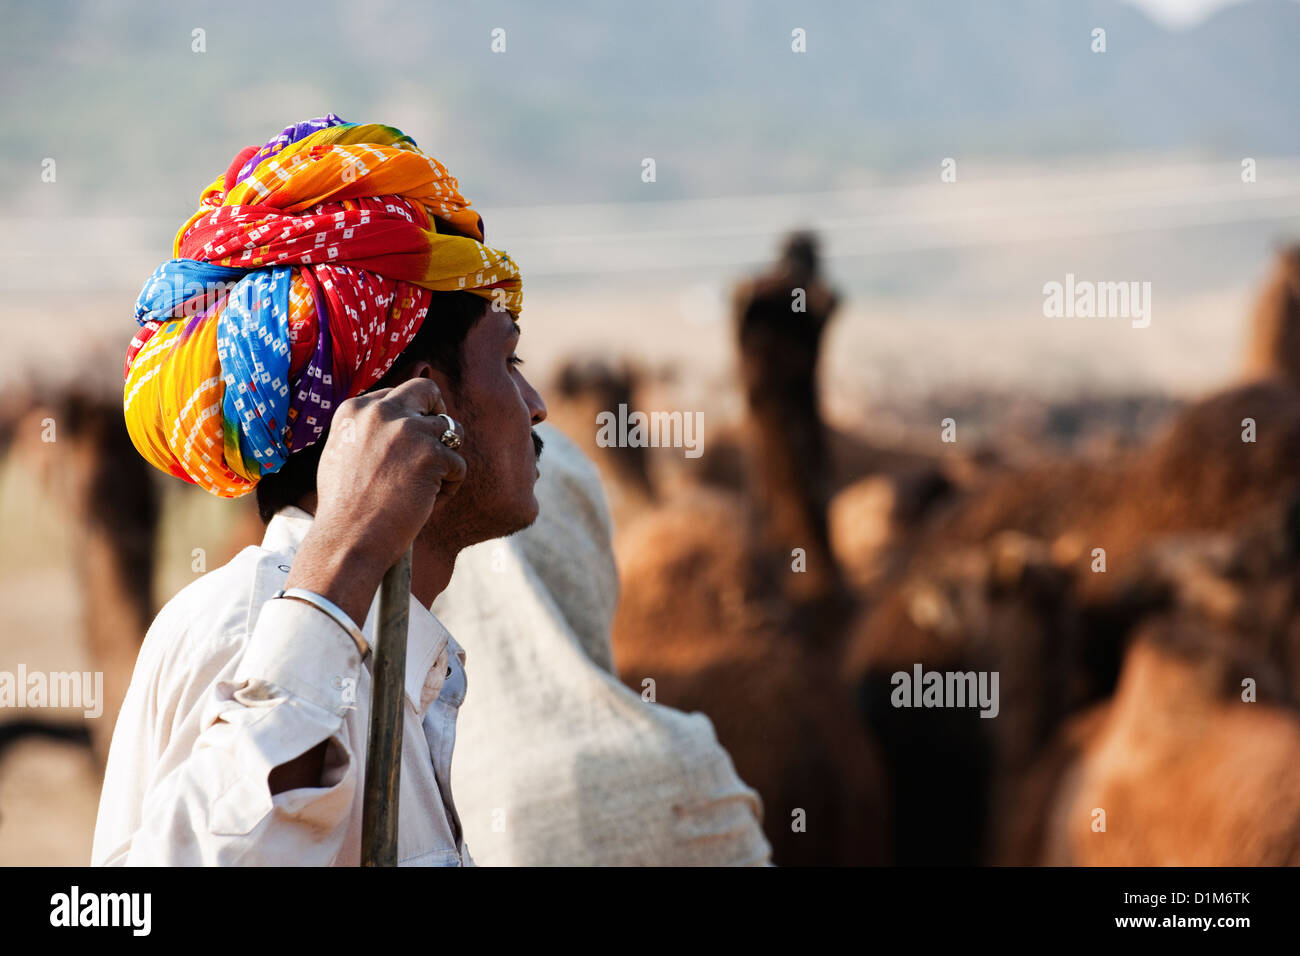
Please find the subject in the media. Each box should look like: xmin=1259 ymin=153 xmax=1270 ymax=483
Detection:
xmin=403 ymin=360 xmax=458 ymax=417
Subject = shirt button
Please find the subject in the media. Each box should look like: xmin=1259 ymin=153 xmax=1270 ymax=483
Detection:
xmin=445 ymin=666 xmax=452 ymax=678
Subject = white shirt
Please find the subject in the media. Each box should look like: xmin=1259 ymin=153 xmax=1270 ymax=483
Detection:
xmin=91 ymin=506 xmax=473 ymax=867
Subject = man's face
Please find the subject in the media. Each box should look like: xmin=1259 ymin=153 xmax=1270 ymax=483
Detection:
xmin=430 ymin=306 xmax=547 ymax=546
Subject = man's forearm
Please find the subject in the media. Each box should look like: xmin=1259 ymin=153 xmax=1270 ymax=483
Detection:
xmin=284 ymin=520 xmax=390 ymax=627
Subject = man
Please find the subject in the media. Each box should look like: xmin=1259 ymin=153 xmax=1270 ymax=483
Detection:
xmin=93 ymin=115 xmax=545 ymax=865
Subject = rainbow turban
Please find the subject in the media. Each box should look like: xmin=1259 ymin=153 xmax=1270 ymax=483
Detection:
xmin=123 ymin=114 xmax=521 ymax=498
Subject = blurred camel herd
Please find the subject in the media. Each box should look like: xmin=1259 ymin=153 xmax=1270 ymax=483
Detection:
xmin=4 ymin=238 xmax=1300 ymax=865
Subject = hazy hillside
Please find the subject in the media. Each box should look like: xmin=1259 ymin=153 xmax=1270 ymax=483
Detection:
xmin=1 ymin=0 xmax=1299 ymax=217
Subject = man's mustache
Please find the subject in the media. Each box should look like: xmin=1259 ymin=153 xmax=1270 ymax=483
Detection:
xmin=533 ymin=430 xmax=544 ymax=461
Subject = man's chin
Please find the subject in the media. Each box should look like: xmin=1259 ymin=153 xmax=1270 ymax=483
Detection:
xmin=518 ymin=491 xmax=541 ymax=530
xmin=492 ymin=493 xmax=542 ymax=541
xmin=430 ymin=488 xmax=541 ymax=552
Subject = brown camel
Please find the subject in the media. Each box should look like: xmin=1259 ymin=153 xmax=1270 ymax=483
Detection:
xmin=995 ymin=483 xmax=1300 ymax=865
xmin=1243 ymin=244 xmax=1300 ymax=387
xmin=1039 ymin=618 xmax=1300 ymax=866
xmin=0 ymin=377 xmax=267 ymax=765
xmin=1 ymin=385 xmax=159 ymax=764
xmin=609 ymin=232 xmax=892 ymax=864
xmin=611 ymin=491 xmax=890 ymax=865
xmin=544 ymin=358 xmax=658 ymax=532
xmin=732 ymin=230 xmax=843 ymax=610
xmin=838 ymin=249 xmax=1300 ymax=863
xmin=842 ymin=376 xmax=1300 ymax=863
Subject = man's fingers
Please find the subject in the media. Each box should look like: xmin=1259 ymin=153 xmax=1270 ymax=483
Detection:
xmin=387 ymin=376 xmax=447 ymax=417
xmin=440 ymin=446 xmax=468 ymax=484
xmin=428 ymin=437 xmax=467 ymax=501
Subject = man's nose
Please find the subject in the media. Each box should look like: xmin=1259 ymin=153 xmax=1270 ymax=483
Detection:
xmin=524 ymin=377 xmax=547 ymax=425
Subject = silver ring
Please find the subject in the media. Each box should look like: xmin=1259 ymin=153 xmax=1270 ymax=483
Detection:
xmin=435 ymin=413 xmax=463 ymax=449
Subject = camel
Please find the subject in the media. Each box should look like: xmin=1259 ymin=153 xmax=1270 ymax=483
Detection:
xmin=991 ymin=482 xmax=1300 ymax=865
xmin=900 ymin=243 xmax=1300 ymax=588
xmin=0 ymin=376 xmax=266 ymax=765
xmin=545 ymin=358 xmax=659 ymax=532
xmin=611 ymin=490 xmax=890 ymax=865
xmin=836 ymin=248 xmax=1300 ymax=864
xmin=1038 ymin=618 xmax=1300 ymax=866
xmin=839 ymin=523 xmax=1148 ymax=864
xmin=609 ymin=232 xmax=893 ymax=864
xmin=1 ymin=383 xmax=159 ymax=764
xmin=1243 ymin=244 xmax=1300 ymax=387
xmin=732 ymin=231 xmax=844 ymax=610
xmin=549 ymin=359 xmax=954 ymax=582
xmin=841 ymin=372 xmax=1300 ymax=863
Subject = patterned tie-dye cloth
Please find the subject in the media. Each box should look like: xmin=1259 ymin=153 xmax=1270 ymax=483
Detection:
xmin=124 ymin=114 xmax=521 ymax=498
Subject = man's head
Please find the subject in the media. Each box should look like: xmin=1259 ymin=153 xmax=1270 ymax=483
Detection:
xmin=257 ymin=290 xmax=548 ymax=549
xmin=123 ymin=115 xmax=529 ymax=511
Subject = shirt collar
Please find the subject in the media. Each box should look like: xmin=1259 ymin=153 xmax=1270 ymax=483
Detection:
xmin=262 ymin=506 xmax=460 ymax=717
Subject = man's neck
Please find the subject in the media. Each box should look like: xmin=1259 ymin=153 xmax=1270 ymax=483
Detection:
xmin=410 ymin=530 xmax=458 ymax=610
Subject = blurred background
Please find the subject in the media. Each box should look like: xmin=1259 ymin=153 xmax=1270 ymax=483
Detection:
xmin=3 ymin=0 xmax=1300 ymax=865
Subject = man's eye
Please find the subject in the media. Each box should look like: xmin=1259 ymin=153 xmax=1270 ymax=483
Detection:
xmin=508 ymin=354 xmax=525 ymax=368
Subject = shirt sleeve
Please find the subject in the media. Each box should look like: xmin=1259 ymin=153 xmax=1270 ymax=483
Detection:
xmin=109 ymin=597 xmax=364 ymax=866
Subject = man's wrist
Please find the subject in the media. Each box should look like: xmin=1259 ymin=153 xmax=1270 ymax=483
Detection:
xmin=274 ymin=588 xmax=371 ymax=659
xmin=283 ymin=523 xmax=389 ymax=627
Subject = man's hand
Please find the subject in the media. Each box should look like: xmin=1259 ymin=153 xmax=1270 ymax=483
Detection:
xmin=283 ymin=378 xmax=467 ymax=626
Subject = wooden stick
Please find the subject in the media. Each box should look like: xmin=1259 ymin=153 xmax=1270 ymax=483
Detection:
xmin=361 ymin=546 xmax=412 ymax=867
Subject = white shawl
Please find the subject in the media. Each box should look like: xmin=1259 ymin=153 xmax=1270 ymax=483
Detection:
xmin=433 ymin=424 xmax=771 ymax=865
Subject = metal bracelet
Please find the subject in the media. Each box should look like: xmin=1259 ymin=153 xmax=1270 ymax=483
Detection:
xmin=273 ymin=587 xmax=371 ymax=660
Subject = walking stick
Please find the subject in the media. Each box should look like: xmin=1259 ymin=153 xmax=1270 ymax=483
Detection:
xmin=361 ymin=545 xmax=413 ymax=866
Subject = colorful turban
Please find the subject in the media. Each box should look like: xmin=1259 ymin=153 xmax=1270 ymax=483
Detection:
xmin=123 ymin=114 xmax=522 ymax=498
